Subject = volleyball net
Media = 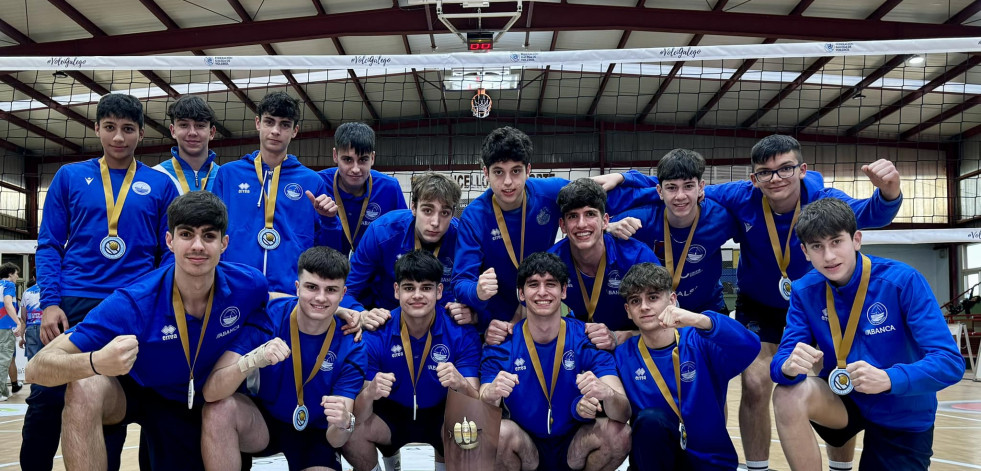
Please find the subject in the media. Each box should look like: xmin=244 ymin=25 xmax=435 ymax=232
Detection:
xmin=2 ymin=36 xmax=981 ymax=240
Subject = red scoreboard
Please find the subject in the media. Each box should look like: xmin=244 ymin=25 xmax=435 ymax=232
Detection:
xmin=467 ymin=32 xmax=494 ymax=51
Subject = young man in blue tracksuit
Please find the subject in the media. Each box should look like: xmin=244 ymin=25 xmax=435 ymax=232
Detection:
xmin=609 ymin=149 xmax=738 ymax=314
xmin=771 ymin=198 xmax=963 ymax=471
xmin=319 ymin=122 xmax=408 ymax=256
xmin=345 ymin=173 xmax=474 ymax=330
xmin=26 ymin=191 xmax=270 ymax=471
xmin=547 ymin=178 xmax=660 ymax=351
xmin=213 ymin=92 xmax=341 ymax=294
xmin=26 ymin=93 xmax=179 ymax=471
xmin=615 ymin=262 xmax=760 ymax=470
xmin=153 ymin=95 xmax=220 ymax=194
xmin=0 ymin=263 xmax=23 ymax=400
xmin=344 ymin=250 xmax=481 ymax=471
xmin=480 ymin=252 xmax=631 ymax=471
xmin=201 ymin=246 xmax=364 ymax=471
xmin=452 ymin=127 xmax=569 ymax=337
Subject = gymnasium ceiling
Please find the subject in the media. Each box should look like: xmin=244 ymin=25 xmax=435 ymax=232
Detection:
xmin=1 ymin=0 xmax=981 ymax=160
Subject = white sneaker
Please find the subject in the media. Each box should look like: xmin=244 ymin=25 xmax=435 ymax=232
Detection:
xmin=0 ymin=395 xmax=8 ymax=402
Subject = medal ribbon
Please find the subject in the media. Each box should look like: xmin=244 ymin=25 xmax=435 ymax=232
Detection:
xmin=761 ymin=196 xmax=801 ymax=282
xmin=573 ymin=253 xmax=607 ymax=322
xmin=99 ymin=157 xmax=137 ymax=237
xmin=335 ymin=174 xmax=374 ymax=247
xmin=825 ymin=254 xmax=872 ymax=369
xmin=253 ymin=154 xmax=282 ymax=231
xmin=400 ymin=314 xmax=435 ymax=404
xmin=663 ymin=208 xmax=701 ymax=291
xmin=492 ymin=192 xmax=527 ymax=269
xmin=171 ymin=274 xmax=215 ymax=388
xmin=522 ymin=319 xmax=566 ymax=432
xmin=638 ymin=331 xmax=683 ymax=427
xmin=289 ymin=306 xmax=337 ymax=407
xmin=172 ymin=157 xmax=211 ymax=193
xmin=414 ymin=234 xmax=442 ymax=258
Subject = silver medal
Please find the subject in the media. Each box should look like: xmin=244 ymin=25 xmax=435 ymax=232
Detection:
xmin=828 ymin=367 xmax=854 ymax=395
xmin=100 ymin=235 xmax=127 ymax=260
xmin=679 ymin=422 xmax=687 ymax=450
xmin=778 ymin=276 xmax=792 ymax=301
xmin=293 ymin=404 xmax=309 ymax=431
xmin=187 ymin=381 xmax=195 ymax=410
xmin=257 ymin=228 xmax=281 ymax=250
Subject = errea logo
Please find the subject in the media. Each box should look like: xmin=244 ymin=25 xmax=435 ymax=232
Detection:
xmin=391 ymin=345 xmax=404 ymax=358
xmin=161 ymin=325 xmax=178 ymax=341
xmin=491 ymin=228 xmax=502 ymax=241
xmin=634 ymin=368 xmax=647 ymax=381
xmin=514 ymin=357 xmax=527 ymax=371
xmin=238 ymin=183 xmax=251 ymax=194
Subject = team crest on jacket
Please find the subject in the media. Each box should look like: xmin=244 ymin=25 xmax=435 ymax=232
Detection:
xmin=686 ymin=245 xmax=706 ymax=263
xmin=284 ymin=183 xmax=303 ymax=201
xmin=607 ymin=270 xmax=622 ymax=289
xmin=562 ymin=350 xmax=576 ymax=370
xmin=321 ymin=351 xmax=337 ymax=372
xmin=220 ymin=307 xmax=241 ymax=327
xmin=537 ymin=208 xmax=550 ymax=225
xmin=866 ymin=302 xmax=888 ymax=326
xmin=431 ymin=344 xmax=450 ymax=363
xmin=680 ymin=361 xmax=697 ymax=382
xmin=132 ymin=181 xmax=151 ymax=195
xmin=365 ymin=203 xmax=382 ymax=221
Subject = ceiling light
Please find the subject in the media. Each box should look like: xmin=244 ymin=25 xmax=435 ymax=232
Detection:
xmin=907 ymin=55 xmax=925 ymax=66
xmin=52 ymin=71 xmax=68 ymax=78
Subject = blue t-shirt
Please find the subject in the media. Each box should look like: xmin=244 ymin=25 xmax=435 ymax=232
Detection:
xmin=68 ymin=262 xmax=269 ymax=406
xmin=37 ymin=158 xmax=178 ymax=308
xmin=702 ymin=170 xmax=902 ymax=308
xmin=480 ymin=317 xmax=618 ymax=439
xmin=548 ymin=234 xmax=661 ymax=331
xmin=318 ymin=168 xmax=407 ymax=256
xmin=362 ymin=306 xmax=481 ymax=409
xmin=345 ymin=209 xmax=458 ymax=312
xmin=231 ymin=297 xmax=365 ymax=430
xmin=0 ymin=279 xmax=18 ymax=329
xmin=213 ymin=152 xmax=341 ymax=293
xmin=616 ymin=312 xmax=759 ymax=469
xmin=152 ymin=148 xmax=220 ymax=194
xmin=612 ymin=198 xmax=737 ymax=313
xmin=772 ymin=253 xmax=964 ymax=432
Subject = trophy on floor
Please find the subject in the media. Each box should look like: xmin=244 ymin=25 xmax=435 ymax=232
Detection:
xmin=442 ymin=388 xmax=501 ymax=470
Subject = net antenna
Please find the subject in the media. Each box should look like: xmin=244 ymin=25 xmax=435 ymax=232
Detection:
xmin=431 ymin=0 xmax=523 ymax=44
xmin=471 ymin=88 xmax=492 ymax=118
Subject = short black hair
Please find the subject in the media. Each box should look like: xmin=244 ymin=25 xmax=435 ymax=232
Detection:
xmin=411 ymin=173 xmax=461 ymax=209
xmin=167 ymin=95 xmax=216 ymax=125
xmin=481 ymin=126 xmax=533 ymax=168
xmin=334 ymin=122 xmax=375 ymax=156
xmin=557 ymin=178 xmax=607 ymax=216
xmin=795 ymin=198 xmax=857 ymax=245
xmin=394 ymin=250 xmax=444 ymax=284
xmin=96 ymin=93 xmax=144 ymax=129
xmin=257 ymin=91 xmax=301 ymax=122
xmin=619 ymin=263 xmax=671 ymax=300
xmin=750 ymin=134 xmax=802 ymax=167
xmin=297 ymin=246 xmax=350 ymax=281
xmin=516 ymin=252 xmax=569 ymax=288
xmin=167 ymin=191 xmax=228 ymax=235
xmin=657 ymin=149 xmax=706 ymax=182
xmin=0 ymin=262 xmax=19 ymax=279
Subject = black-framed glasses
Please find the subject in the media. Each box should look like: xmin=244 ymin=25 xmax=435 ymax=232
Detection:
xmin=753 ymin=164 xmax=800 ymax=182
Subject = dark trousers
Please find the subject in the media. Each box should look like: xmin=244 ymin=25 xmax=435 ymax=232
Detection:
xmin=630 ymin=408 xmax=690 ymax=471
xmin=20 ymin=296 xmax=126 ymax=471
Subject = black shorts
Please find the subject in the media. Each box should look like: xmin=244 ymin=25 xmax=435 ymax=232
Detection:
xmin=531 ymin=427 xmax=580 ymax=471
xmin=373 ymin=397 xmax=446 ymax=457
xmin=735 ymin=294 xmax=787 ymax=344
xmin=116 ymin=375 xmax=206 ymax=471
xmin=250 ymin=396 xmax=342 ymax=471
xmin=811 ymin=394 xmax=934 ymax=470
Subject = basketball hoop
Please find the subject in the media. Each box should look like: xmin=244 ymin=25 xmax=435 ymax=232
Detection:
xmin=472 ymin=88 xmax=492 ymax=119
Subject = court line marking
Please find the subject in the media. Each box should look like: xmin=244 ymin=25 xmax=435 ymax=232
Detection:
xmin=937 ymin=412 xmax=981 ymax=423
xmin=729 ymin=435 xmax=981 ymax=469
